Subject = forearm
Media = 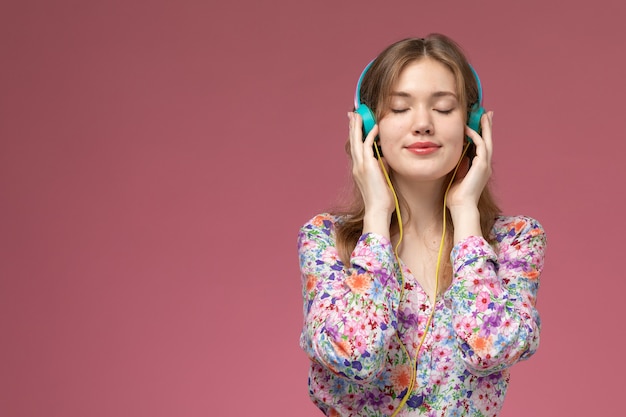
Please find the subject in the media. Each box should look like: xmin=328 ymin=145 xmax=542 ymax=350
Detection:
xmin=362 ymin=210 xmax=392 ymax=241
xmin=450 ymin=205 xmax=482 ymax=244
xmin=299 ymin=224 xmax=401 ymax=382
xmin=446 ymin=233 xmax=542 ymax=376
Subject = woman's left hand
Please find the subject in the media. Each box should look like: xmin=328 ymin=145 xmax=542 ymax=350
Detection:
xmin=446 ymin=111 xmax=494 ymax=213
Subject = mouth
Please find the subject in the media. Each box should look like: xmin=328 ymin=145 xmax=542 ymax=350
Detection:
xmin=405 ymin=142 xmax=441 ymax=155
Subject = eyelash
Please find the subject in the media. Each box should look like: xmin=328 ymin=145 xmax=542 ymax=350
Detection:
xmin=390 ymin=108 xmax=454 ymax=114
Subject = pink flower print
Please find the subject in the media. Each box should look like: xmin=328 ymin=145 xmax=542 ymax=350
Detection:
xmin=299 ymin=238 xmax=318 ymax=253
xmin=433 ymin=345 xmax=453 ymax=364
xmin=475 ymin=391 xmax=489 ymax=408
xmin=352 ymin=245 xmax=382 ymax=270
xmin=476 ymin=292 xmax=491 ymax=312
xmin=508 ymin=240 xmax=530 ymax=261
xmin=525 ymin=292 xmax=538 ymax=307
xmin=531 ymin=252 xmax=544 ymax=267
xmin=431 ymin=326 xmax=450 ymax=344
xmin=455 ymin=316 xmax=477 ymax=338
xmin=457 ymin=242 xmax=473 ymax=258
xmin=351 ymin=305 xmax=366 ymax=323
xmin=475 ymin=391 xmax=498 ymax=416
xmin=353 ymin=334 xmax=368 ymax=355
xmin=464 ymin=276 xmax=484 ymax=293
xmin=429 ymin=370 xmax=447 ymax=387
xmin=344 ymin=320 xmax=358 ymax=338
xmin=321 ymin=248 xmax=341 ymax=266
xmin=436 ymin=359 xmax=452 ymax=375
xmin=499 ymin=317 xmax=516 ymax=337
xmin=328 ymin=278 xmax=345 ymax=293
xmin=484 ymin=279 xmax=503 ymax=297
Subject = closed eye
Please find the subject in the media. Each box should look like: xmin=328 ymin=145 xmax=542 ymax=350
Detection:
xmin=391 ymin=109 xmax=409 ymax=114
xmin=435 ymin=109 xmax=454 ymax=114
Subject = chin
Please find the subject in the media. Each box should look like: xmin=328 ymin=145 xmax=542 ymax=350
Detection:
xmin=392 ymin=162 xmax=458 ymax=182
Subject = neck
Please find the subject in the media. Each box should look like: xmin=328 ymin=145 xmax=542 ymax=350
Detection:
xmin=391 ymin=175 xmax=449 ymax=238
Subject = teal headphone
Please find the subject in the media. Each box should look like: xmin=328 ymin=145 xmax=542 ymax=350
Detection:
xmin=354 ymin=59 xmax=485 ymax=153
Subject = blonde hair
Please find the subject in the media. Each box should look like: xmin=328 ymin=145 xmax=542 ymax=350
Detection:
xmin=333 ymin=34 xmax=500 ymax=283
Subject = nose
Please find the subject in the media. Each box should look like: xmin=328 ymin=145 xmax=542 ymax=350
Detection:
xmin=411 ymin=108 xmax=434 ymax=135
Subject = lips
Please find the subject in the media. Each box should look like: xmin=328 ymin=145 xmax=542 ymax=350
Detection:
xmin=407 ymin=141 xmax=440 ymax=149
xmin=406 ymin=141 xmax=441 ymax=155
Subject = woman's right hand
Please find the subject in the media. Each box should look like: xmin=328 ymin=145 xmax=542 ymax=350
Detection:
xmin=348 ymin=112 xmax=395 ymax=238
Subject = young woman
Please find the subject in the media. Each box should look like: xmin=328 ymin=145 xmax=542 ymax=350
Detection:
xmin=297 ymin=34 xmax=546 ymax=416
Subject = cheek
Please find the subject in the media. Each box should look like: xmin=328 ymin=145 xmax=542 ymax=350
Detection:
xmin=378 ymin=118 xmax=407 ymax=144
xmin=377 ymin=118 xmax=391 ymax=137
xmin=446 ymin=123 xmax=468 ymax=160
xmin=445 ymin=119 xmax=467 ymax=145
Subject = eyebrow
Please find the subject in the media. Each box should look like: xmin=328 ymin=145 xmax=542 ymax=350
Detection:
xmin=391 ymin=91 xmax=458 ymax=99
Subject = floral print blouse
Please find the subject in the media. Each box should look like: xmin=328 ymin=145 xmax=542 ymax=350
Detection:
xmin=297 ymin=213 xmax=546 ymax=417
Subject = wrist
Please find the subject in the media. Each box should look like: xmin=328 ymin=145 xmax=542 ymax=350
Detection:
xmin=450 ymin=206 xmax=481 ymax=244
xmin=363 ymin=209 xmax=393 ymax=240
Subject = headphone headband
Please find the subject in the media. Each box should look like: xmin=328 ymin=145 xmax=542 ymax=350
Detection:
xmin=355 ymin=59 xmax=484 ymax=111
xmin=354 ymin=59 xmax=375 ymax=109
xmin=469 ymin=64 xmax=484 ymax=108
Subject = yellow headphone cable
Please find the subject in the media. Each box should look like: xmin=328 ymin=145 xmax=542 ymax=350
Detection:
xmin=373 ymin=141 xmax=471 ymax=416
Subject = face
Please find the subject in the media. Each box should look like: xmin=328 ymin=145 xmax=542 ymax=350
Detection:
xmin=378 ymin=58 xmax=466 ymax=183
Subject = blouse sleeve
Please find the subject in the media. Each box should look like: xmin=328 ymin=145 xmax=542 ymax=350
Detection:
xmin=444 ymin=216 xmax=546 ymax=376
xmin=297 ymin=214 xmax=402 ymax=382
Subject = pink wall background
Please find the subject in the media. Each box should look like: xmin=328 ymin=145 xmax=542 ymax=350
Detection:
xmin=2 ymin=0 xmax=625 ymax=416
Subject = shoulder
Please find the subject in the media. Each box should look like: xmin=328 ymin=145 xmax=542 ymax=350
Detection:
xmin=297 ymin=213 xmax=345 ymax=247
xmin=491 ymin=215 xmax=546 ymax=243
xmin=297 ymin=213 xmax=349 ymax=265
xmin=490 ymin=215 xmax=547 ymax=278
xmin=300 ymin=213 xmax=342 ymax=233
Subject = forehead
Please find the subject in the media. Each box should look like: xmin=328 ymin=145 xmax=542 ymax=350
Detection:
xmin=393 ymin=58 xmax=457 ymax=94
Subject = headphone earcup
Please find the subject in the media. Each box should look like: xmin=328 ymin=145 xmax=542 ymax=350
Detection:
xmin=355 ymin=104 xmax=376 ymax=137
xmin=355 ymin=104 xmax=382 ymax=157
xmin=466 ymin=104 xmax=485 ymax=143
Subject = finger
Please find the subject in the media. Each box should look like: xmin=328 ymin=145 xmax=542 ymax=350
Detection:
xmin=363 ymin=124 xmax=379 ymax=159
xmin=480 ymin=111 xmax=493 ymax=162
xmin=465 ymin=124 xmax=483 ymax=149
xmin=465 ymin=124 xmax=488 ymax=173
xmin=467 ymin=114 xmax=489 ymax=151
xmin=349 ymin=112 xmax=363 ymax=164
